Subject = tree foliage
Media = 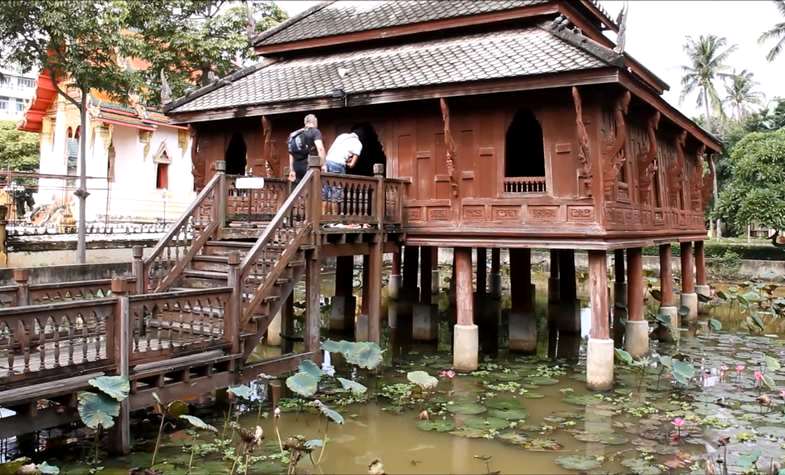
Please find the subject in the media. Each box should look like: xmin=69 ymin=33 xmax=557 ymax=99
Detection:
xmin=0 ymin=121 xmax=39 ymax=172
xmin=759 ymin=0 xmax=785 ymax=61
xmin=715 ymin=128 xmax=785 ymax=230
xmin=680 ymin=35 xmax=736 ymax=125
xmin=724 ymin=69 xmax=764 ymax=120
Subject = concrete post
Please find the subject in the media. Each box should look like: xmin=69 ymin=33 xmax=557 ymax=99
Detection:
xmin=453 ymin=247 xmax=478 ymax=372
xmin=13 ymin=268 xmax=30 ymax=306
xmin=132 ymin=245 xmax=145 ymax=294
xmin=109 ymin=277 xmax=130 ymax=454
xmin=680 ymin=242 xmax=698 ymax=321
xmin=624 ymin=247 xmax=648 ymax=357
xmin=587 ymin=250 xmax=613 ymax=391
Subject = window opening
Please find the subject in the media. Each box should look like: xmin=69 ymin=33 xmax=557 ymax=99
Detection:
xmin=504 ymin=109 xmax=546 ymax=193
xmin=225 ymin=132 xmax=247 ymax=175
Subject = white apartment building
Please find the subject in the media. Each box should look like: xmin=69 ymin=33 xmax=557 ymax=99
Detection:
xmin=0 ymin=66 xmax=36 ymax=122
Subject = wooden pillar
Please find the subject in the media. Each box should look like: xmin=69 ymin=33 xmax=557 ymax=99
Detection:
xmin=367 ymin=241 xmax=383 ymax=344
xmin=658 ymin=244 xmax=678 ymax=336
xmin=420 ymin=247 xmax=432 ymax=305
xmin=547 ymin=250 xmax=560 ymax=303
xmin=613 ymin=249 xmax=626 ymax=305
xmin=214 ymin=160 xmax=227 ymax=231
xmin=225 ymin=252 xmax=242 ymax=353
xmin=282 ymin=292 xmax=295 ymax=354
xmin=587 ymin=250 xmax=613 ymax=391
xmin=625 ymin=247 xmax=648 ymax=356
xmin=0 ymin=205 xmax=7 ymax=267
xmin=695 ymin=240 xmax=710 ymax=298
xmin=489 ymin=248 xmax=501 ymax=298
xmin=304 ymin=249 xmax=321 ymax=353
xmin=389 ymin=250 xmax=401 ymax=300
xmin=680 ymin=241 xmax=698 ymax=320
xmin=476 ymin=248 xmax=487 ymax=297
xmin=453 ymin=247 xmax=478 ymax=371
xmin=132 ymin=246 xmax=144 ymax=294
xmin=413 ymin=246 xmax=436 ymax=341
xmin=109 ymin=277 xmax=130 ymax=454
xmin=402 ymin=245 xmax=419 ymax=298
xmin=559 ymin=249 xmax=577 ymax=302
xmin=431 ymin=247 xmax=440 ymax=295
xmin=509 ymin=248 xmax=536 ymax=352
xmin=356 ymin=255 xmax=370 ymax=341
xmin=330 ymin=256 xmax=355 ymax=332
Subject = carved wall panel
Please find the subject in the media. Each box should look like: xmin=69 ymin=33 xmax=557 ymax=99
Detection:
xmin=600 ymin=91 xmax=631 ymax=201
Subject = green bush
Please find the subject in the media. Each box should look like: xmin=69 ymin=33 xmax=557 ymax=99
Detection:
xmin=642 ymin=241 xmax=785 ymax=261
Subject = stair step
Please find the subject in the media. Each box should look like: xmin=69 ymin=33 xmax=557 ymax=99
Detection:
xmin=183 ymin=269 xmax=228 ymax=280
xmin=274 ymin=278 xmax=289 ymax=286
xmin=287 ymin=260 xmax=305 ymax=268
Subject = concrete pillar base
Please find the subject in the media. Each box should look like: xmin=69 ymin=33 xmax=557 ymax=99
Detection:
xmin=489 ymin=273 xmax=502 ymax=299
xmin=586 ymin=337 xmax=614 ymax=391
xmin=696 ymin=284 xmax=711 ymax=298
xmin=266 ymin=312 xmax=282 ymax=346
xmin=508 ymin=312 xmax=537 ymax=353
xmin=355 ymin=314 xmax=369 ymax=341
xmin=388 ymin=275 xmax=401 ymax=300
xmin=624 ymin=320 xmax=649 ymax=357
xmin=329 ymin=295 xmax=356 ymax=331
xmin=413 ymin=303 xmax=438 ymax=341
xmin=659 ymin=305 xmax=679 ymax=340
xmin=453 ymin=324 xmax=478 ymax=372
xmin=681 ymin=292 xmax=698 ymax=321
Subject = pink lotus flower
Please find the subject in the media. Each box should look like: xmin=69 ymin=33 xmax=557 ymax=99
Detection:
xmin=736 ymin=364 xmax=746 ymax=374
xmin=755 ymin=370 xmax=764 ymax=383
xmin=439 ymin=369 xmax=456 ymax=379
xmin=671 ymin=417 xmax=686 ymax=428
xmin=780 ymin=389 xmax=785 ymax=399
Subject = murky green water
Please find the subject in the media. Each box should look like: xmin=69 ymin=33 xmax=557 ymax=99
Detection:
xmin=9 ymin=269 xmax=785 ymax=474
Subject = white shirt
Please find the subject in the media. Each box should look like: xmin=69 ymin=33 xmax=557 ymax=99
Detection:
xmin=326 ymin=133 xmax=363 ymax=164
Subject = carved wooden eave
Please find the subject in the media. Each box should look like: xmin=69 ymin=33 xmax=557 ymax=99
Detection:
xmin=571 ymin=86 xmax=593 ymax=198
xmin=637 ymin=111 xmax=660 ymax=205
xmin=439 ymin=97 xmax=459 ymax=198
xmin=261 ymin=115 xmax=274 ymax=176
xmin=601 ymin=90 xmax=631 ymax=199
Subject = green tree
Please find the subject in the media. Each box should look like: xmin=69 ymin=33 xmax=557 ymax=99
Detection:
xmin=134 ymin=0 xmax=287 ymax=105
xmin=680 ymin=35 xmax=737 ymax=127
xmin=724 ymin=69 xmax=764 ymax=121
xmin=0 ymin=121 xmax=39 ymax=172
xmin=0 ymin=0 xmax=144 ymax=263
xmin=715 ymin=129 xmax=785 ymax=230
xmin=759 ymin=0 xmax=785 ymax=61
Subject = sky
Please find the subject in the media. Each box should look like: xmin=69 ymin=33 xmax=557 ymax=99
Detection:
xmin=275 ymin=1 xmax=784 ymax=119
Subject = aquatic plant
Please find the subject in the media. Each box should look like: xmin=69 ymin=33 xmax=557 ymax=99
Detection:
xmin=0 ymin=459 xmax=60 ymax=474
xmin=178 ymin=414 xmax=218 ymax=474
xmin=76 ymin=375 xmax=130 ymax=465
xmin=150 ymin=393 xmax=188 ymax=468
xmin=671 ymin=417 xmax=686 ymax=440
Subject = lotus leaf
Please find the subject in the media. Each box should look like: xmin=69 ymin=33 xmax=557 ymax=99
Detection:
xmin=485 ymin=397 xmax=520 ymax=410
xmin=496 ymin=431 xmax=528 ymax=445
xmin=416 ymin=419 xmax=455 ymax=432
xmin=554 ymin=455 xmax=602 ymax=471
xmin=304 ymin=439 xmax=323 ymax=449
xmin=88 ymin=375 xmax=129 ymax=402
xmin=621 ymin=457 xmax=662 ymax=475
xmin=298 ymin=360 xmax=324 ymax=380
xmin=449 ymin=427 xmax=487 ymax=439
xmin=678 ymin=306 xmax=690 ymax=318
xmin=0 ymin=458 xmax=31 ymax=475
xmin=77 ymin=391 xmax=120 ymax=429
xmin=321 ymin=340 xmax=353 ymax=354
xmin=228 ymin=385 xmax=254 ymax=400
xmin=463 ymin=416 xmax=509 ymax=431
xmin=345 ymin=341 xmax=383 ymax=369
xmin=765 ymin=354 xmax=781 ymax=371
xmin=756 ymin=426 xmax=785 ymax=438
xmin=523 ymin=392 xmax=545 ymax=399
xmin=37 ymin=462 xmax=60 ymax=474
xmin=286 ymin=372 xmax=319 ymax=397
xmin=522 ymin=437 xmax=563 ymax=451
xmin=763 ymin=374 xmax=776 ymax=390
xmin=573 ymin=431 xmax=629 ymax=445
xmin=179 ymin=415 xmax=217 ymax=432
xmin=337 ymin=377 xmax=367 ymax=395
xmin=562 ymin=393 xmax=600 ymax=406
xmin=317 ymin=402 xmax=344 ymax=424
xmin=407 ymin=370 xmax=438 ymax=390
xmin=488 ymin=408 xmax=528 ymax=421
xmin=615 ymin=348 xmax=634 ymax=365
xmin=526 ymin=376 xmax=559 ymax=385
xmin=447 ymin=402 xmax=487 ymax=415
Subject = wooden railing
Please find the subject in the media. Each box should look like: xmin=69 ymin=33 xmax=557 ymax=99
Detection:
xmin=128 ymin=287 xmax=230 ymax=364
xmin=226 ymin=176 xmax=290 ymax=222
xmin=384 ymin=178 xmax=407 ymax=225
xmin=142 ymin=172 xmax=222 ymax=292
xmin=0 ymin=270 xmax=135 ymax=309
xmin=0 ymin=298 xmax=116 ymax=385
xmin=238 ymin=171 xmax=313 ymax=323
xmin=503 ymin=176 xmax=547 ymax=194
xmin=320 ymin=173 xmax=378 ymax=224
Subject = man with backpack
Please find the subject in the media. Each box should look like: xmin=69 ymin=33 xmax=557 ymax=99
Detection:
xmin=288 ymin=114 xmax=326 ymax=184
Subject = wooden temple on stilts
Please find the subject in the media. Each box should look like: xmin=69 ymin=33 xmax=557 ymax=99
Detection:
xmin=0 ymin=0 xmax=721 ymax=451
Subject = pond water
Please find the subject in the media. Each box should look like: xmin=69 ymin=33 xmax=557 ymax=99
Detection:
xmin=7 ymin=269 xmax=785 ymax=474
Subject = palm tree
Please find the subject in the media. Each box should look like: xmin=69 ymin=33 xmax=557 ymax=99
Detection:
xmin=680 ymin=34 xmax=737 ymax=128
xmin=724 ymin=69 xmax=765 ymax=120
xmin=759 ymin=0 xmax=785 ymax=61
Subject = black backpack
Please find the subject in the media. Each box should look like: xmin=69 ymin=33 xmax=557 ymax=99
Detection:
xmin=288 ymin=128 xmax=308 ymax=158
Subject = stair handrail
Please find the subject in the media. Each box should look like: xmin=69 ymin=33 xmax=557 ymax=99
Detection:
xmin=141 ymin=171 xmax=223 ymax=292
xmin=237 ymin=170 xmax=314 ymax=323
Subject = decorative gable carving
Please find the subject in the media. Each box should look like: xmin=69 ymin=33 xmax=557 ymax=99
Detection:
xmin=601 ymin=91 xmax=631 ymax=200
xmin=572 ymin=86 xmax=592 ymax=198
xmin=637 ymin=111 xmax=660 ymax=206
xmin=153 ymin=141 xmax=172 ymax=164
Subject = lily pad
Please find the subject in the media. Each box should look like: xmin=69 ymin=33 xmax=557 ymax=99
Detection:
xmin=407 ymin=371 xmax=438 ymax=390
xmin=449 ymin=427 xmax=487 ymax=438
xmin=554 ymin=455 xmax=602 ymax=471
xmin=488 ymin=408 xmax=528 ymax=421
xmin=522 ymin=437 xmax=563 ymax=451
xmin=621 ymin=457 xmax=662 ymax=475
xmin=485 ymin=397 xmax=520 ymax=410
xmin=228 ymin=384 xmax=254 ymax=400
xmin=88 ymin=375 xmax=129 ymax=402
xmin=562 ymin=393 xmax=600 ymax=406
xmin=447 ymin=402 xmax=487 ymax=415
xmin=298 ymin=360 xmax=323 ymax=380
xmin=522 ymin=392 xmax=545 ymax=399
xmin=463 ymin=416 xmax=510 ymax=431
xmin=337 ymin=377 xmax=367 ymax=395
xmin=345 ymin=341 xmax=383 ymax=369
xmin=573 ymin=431 xmax=629 ymax=445
xmin=416 ymin=419 xmax=455 ymax=432
xmin=77 ymin=391 xmax=120 ymax=429
xmin=496 ymin=431 xmax=528 ymax=445
xmin=525 ymin=376 xmax=559 ymax=385
xmin=316 ymin=402 xmax=344 ymax=424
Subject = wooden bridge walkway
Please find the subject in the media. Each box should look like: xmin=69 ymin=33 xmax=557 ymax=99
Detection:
xmin=0 ymin=159 xmax=408 ymax=449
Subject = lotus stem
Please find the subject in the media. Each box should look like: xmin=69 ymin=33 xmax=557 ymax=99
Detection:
xmin=151 ymin=414 xmax=166 ymax=467
xmin=187 ymin=440 xmax=196 ymax=474
xmin=275 ymin=422 xmax=284 ymax=454
xmin=317 ymin=419 xmax=329 ymax=464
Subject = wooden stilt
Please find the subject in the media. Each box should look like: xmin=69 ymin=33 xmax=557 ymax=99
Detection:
xmin=476 ymin=248 xmax=487 ymax=297
xmin=389 ymin=250 xmax=402 ymax=300
xmin=282 ymin=292 xmax=295 ymax=354
xmin=420 ymin=246 xmax=432 ymax=305
xmin=694 ymin=240 xmax=710 ymax=300
xmin=305 ymin=250 xmax=321 ymax=353
xmin=680 ymin=241 xmax=697 ymax=320
xmin=490 ymin=248 xmax=501 ymax=298
xmin=109 ymin=278 xmax=130 ymax=455
xmin=367 ymin=241 xmax=383 ymax=344
xmin=587 ymin=250 xmax=613 ymax=390
xmin=453 ymin=247 xmax=478 ymax=371
xmin=331 ymin=256 xmax=355 ymax=332
xmin=659 ymin=244 xmax=674 ymax=307
xmin=548 ymin=249 xmax=560 ymax=303
xmin=625 ymin=247 xmax=648 ymax=356
xmin=509 ymin=248 xmax=536 ymax=352
xmin=559 ymin=249 xmax=577 ymax=302
xmin=402 ymin=245 xmax=419 ymax=296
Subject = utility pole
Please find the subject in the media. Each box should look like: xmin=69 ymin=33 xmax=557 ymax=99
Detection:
xmin=74 ymin=88 xmax=89 ymax=263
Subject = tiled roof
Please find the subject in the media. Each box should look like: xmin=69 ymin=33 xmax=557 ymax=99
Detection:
xmin=254 ymin=0 xmax=548 ymax=46
xmin=169 ymin=26 xmax=614 ymax=114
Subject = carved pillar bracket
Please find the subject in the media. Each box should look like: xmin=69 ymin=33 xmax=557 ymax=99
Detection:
xmin=691 ymin=144 xmax=706 ymax=211
xmin=637 ymin=111 xmax=660 ymax=205
xmin=572 ymin=86 xmax=593 ymax=198
xmin=261 ymin=115 xmax=275 ymax=177
xmin=668 ymin=131 xmax=687 ymax=209
xmin=702 ymin=152 xmax=716 ymax=211
xmin=439 ymin=97 xmax=459 ymax=198
xmin=601 ymin=90 xmax=631 ymax=200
